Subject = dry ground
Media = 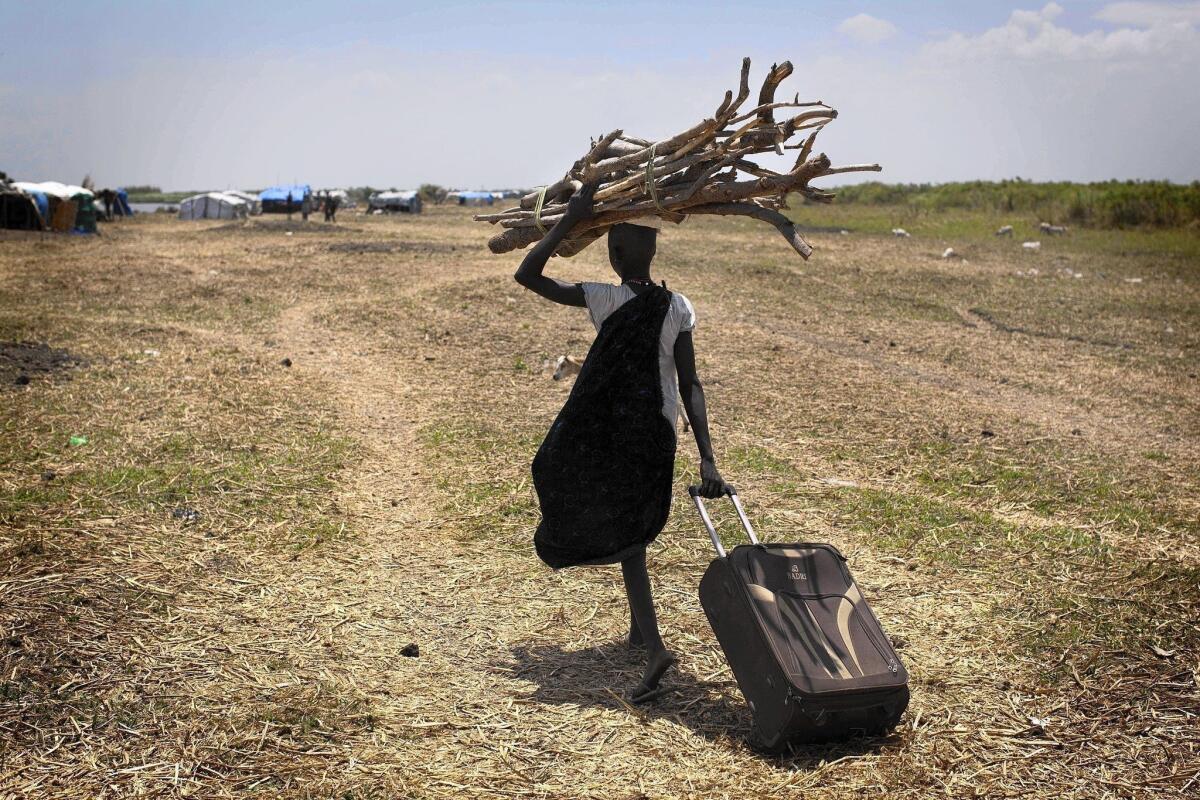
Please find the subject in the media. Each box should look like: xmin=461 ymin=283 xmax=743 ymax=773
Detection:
xmin=1 ymin=206 xmax=1197 ymax=799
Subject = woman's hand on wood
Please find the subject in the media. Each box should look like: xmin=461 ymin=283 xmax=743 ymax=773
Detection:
xmin=564 ymin=181 xmax=598 ymax=222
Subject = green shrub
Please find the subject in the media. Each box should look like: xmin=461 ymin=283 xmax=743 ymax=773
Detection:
xmin=825 ymin=179 xmax=1200 ymax=229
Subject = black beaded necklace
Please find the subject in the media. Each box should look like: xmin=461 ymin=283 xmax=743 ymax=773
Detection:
xmin=622 ymin=277 xmax=654 ymax=287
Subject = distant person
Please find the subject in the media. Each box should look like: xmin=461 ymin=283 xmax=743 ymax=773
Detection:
xmin=513 ymin=182 xmax=730 ymax=703
xmin=286 ymin=191 xmax=294 ymax=221
xmin=302 ymin=194 xmax=311 ymax=222
xmin=328 ymin=193 xmax=339 ymax=223
xmin=99 ymin=189 xmax=115 ymax=222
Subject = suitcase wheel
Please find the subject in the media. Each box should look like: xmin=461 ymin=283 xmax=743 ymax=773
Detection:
xmin=749 ymin=726 xmax=790 ymax=755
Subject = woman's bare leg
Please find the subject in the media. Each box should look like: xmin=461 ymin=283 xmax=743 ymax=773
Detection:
xmin=622 ymin=551 xmax=675 ymax=700
xmin=628 ymin=616 xmax=645 ymax=648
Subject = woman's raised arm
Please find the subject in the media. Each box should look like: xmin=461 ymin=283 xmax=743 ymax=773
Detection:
xmin=513 ymin=183 xmax=598 ymax=307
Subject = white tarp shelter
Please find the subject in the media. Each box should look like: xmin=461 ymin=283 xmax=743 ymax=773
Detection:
xmin=327 ymin=189 xmax=355 ymax=208
xmin=221 ymin=191 xmax=261 ymax=215
xmin=13 ymin=181 xmax=94 ymax=200
xmin=178 ymin=192 xmax=249 ymax=220
xmin=368 ymin=190 xmax=422 ymax=213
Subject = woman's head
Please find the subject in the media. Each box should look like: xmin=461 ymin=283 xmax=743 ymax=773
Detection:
xmin=607 ymin=223 xmax=657 ymax=280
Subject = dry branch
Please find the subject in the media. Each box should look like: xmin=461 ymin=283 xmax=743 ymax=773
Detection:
xmin=474 ymin=57 xmax=880 ymax=260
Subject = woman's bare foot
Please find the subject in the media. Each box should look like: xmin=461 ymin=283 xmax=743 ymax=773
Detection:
xmin=629 ymin=648 xmax=676 ymax=703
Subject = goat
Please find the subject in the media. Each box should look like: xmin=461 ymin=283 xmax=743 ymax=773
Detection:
xmin=891 ymin=228 xmax=911 ymax=238
xmin=551 ymin=354 xmax=583 ymax=381
xmin=551 ymin=355 xmax=690 ymax=431
xmin=995 ymin=225 xmax=1014 ymax=236
xmin=942 ymin=247 xmax=957 ymax=259
xmin=1022 ymin=241 xmax=1041 ymax=251
xmin=1039 ymin=222 xmax=1068 ymax=235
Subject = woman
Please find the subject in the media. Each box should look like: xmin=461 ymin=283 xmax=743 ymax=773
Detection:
xmin=513 ymin=183 xmax=730 ymax=702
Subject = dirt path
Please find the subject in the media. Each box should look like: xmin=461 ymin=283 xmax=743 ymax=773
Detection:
xmin=250 ymin=296 xmax=755 ymax=797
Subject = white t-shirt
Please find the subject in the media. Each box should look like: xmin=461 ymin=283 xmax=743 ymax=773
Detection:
xmin=579 ymin=283 xmax=697 ymax=428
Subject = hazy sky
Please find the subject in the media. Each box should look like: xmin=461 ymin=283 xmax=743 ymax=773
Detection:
xmin=3 ymin=1 xmax=1198 ymax=190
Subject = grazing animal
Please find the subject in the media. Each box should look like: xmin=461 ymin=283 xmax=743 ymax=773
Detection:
xmin=891 ymin=228 xmax=911 ymax=238
xmin=1039 ymin=222 xmax=1068 ymax=235
xmin=942 ymin=247 xmax=957 ymax=259
xmin=1022 ymin=241 xmax=1042 ymax=251
xmin=552 ymin=354 xmax=690 ymax=432
xmin=551 ymin=354 xmax=583 ymax=381
xmin=995 ymin=225 xmax=1014 ymax=237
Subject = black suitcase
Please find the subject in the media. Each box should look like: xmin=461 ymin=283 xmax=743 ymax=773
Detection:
xmin=691 ymin=486 xmax=909 ymax=751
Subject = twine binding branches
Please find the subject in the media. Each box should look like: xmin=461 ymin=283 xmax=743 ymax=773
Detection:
xmin=645 ymin=144 xmax=666 ymax=214
xmin=533 ymin=186 xmax=549 ymax=235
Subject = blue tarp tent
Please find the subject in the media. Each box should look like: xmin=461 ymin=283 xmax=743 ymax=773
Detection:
xmin=455 ymin=190 xmax=495 ymax=206
xmin=259 ymin=184 xmax=312 ymax=213
xmin=30 ymin=191 xmax=50 ymax=224
xmin=115 ymin=189 xmax=133 ymax=216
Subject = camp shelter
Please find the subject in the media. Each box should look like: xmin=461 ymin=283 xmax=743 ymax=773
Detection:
xmin=50 ymin=199 xmax=79 ymax=232
xmin=324 ymin=189 xmax=354 ymax=209
xmin=73 ymin=194 xmax=98 ymax=233
xmin=13 ymin=181 xmax=97 ymax=233
xmin=178 ymin=192 xmax=250 ymax=220
xmin=0 ymin=184 xmax=44 ymax=230
xmin=114 ymin=189 xmax=133 ymax=216
xmin=259 ymin=184 xmax=311 ymax=214
xmin=224 ymin=191 xmax=262 ymax=215
xmin=14 ymin=181 xmax=92 ymax=201
xmin=368 ymin=190 xmax=422 ymax=214
xmin=451 ymin=190 xmax=495 ymax=206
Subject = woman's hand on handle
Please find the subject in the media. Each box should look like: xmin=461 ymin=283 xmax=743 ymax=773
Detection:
xmin=698 ymin=458 xmax=731 ymax=498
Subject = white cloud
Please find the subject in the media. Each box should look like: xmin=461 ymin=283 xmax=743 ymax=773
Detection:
xmin=1096 ymin=2 xmax=1200 ymax=27
xmin=837 ymin=13 xmax=898 ymax=45
xmin=922 ymin=1 xmax=1200 ymax=62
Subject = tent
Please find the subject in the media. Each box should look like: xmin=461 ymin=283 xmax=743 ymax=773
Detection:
xmin=0 ymin=181 xmax=44 ymax=230
xmin=178 ymin=192 xmax=250 ymax=220
xmin=259 ymin=184 xmax=311 ymax=214
xmin=114 ymin=189 xmax=133 ymax=217
xmin=368 ymin=190 xmax=422 ymax=214
xmin=223 ymin=191 xmax=261 ymax=215
xmin=323 ymin=189 xmax=355 ymax=209
xmin=14 ymin=181 xmax=93 ymax=201
xmin=451 ymin=190 xmax=495 ymax=206
xmin=96 ymin=188 xmax=133 ymax=220
xmin=12 ymin=181 xmax=97 ymax=232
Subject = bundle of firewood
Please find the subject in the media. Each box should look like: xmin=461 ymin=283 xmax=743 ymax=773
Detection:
xmin=474 ymin=58 xmax=880 ymax=259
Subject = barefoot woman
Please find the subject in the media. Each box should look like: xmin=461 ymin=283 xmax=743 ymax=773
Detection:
xmin=514 ymin=183 xmax=730 ymax=702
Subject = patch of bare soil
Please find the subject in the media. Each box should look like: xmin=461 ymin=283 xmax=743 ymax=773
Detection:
xmin=0 ymin=341 xmax=87 ymax=387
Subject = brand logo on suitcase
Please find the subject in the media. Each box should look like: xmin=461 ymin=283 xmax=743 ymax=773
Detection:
xmin=789 ymin=564 xmax=807 ymax=581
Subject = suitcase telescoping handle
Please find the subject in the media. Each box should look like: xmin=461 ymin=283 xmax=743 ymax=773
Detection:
xmin=688 ymin=485 xmax=759 ymax=558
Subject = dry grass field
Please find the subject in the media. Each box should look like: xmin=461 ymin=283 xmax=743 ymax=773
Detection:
xmin=2 ymin=205 xmax=1197 ymax=798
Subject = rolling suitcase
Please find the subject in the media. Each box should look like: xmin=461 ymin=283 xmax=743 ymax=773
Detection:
xmin=691 ymin=486 xmax=909 ymax=751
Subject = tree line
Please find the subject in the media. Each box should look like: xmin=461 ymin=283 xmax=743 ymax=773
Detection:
xmin=825 ymin=179 xmax=1200 ymax=229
